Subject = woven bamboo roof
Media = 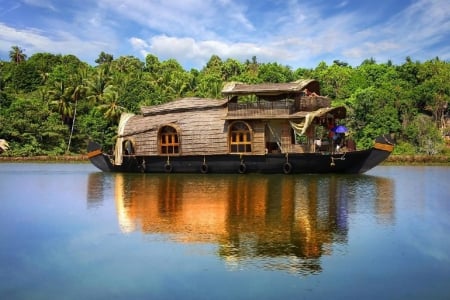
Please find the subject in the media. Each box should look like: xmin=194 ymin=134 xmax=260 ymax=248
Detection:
xmin=123 ymin=99 xmax=229 ymax=155
xmin=141 ymin=97 xmax=228 ymax=116
xmin=222 ymin=79 xmax=320 ymax=96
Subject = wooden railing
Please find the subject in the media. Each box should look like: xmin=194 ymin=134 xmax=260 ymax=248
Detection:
xmin=227 ymin=96 xmax=331 ymax=117
xmin=227 ymin=101 xmax=294 ymax=117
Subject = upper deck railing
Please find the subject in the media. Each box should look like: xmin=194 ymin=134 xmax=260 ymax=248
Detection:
xmin=226 ymin=96 xmax=331 ymax=117
xmin=227 ymin=101 xmax=293 ymax=117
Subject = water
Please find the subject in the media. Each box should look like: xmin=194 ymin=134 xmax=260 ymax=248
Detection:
xmin=0 ymin=163 xmax=449 ymax=299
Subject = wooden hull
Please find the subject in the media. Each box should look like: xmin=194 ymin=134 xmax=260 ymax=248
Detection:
xmin=87 ymin=137 xmax=393 ymax=174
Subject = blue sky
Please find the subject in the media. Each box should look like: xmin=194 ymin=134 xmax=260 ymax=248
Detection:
xmin=1 ymin=0 xmax=449 ymax=70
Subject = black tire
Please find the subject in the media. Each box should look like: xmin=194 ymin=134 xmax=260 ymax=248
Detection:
xmin=164 ymin=163 xmax=173 ymax=173
xmin=283 ymin=162 xmax=293 ymax=174
xmin=238 ymin=163 xmax=247 ymax=174
xmin=200 ymin=163 xmax=209 ymax=174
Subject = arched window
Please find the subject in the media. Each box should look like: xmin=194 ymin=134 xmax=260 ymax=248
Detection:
xmin=159 ymin=125 xmax=180 ymax=155
xmin=229 ymin=122 xmax=252 ymax=153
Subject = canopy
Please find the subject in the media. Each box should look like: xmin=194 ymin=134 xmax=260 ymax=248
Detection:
xmin=222 ymin=79 xmax=320 ymax=97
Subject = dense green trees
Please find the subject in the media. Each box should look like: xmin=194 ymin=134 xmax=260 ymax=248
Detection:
xmin=0 ymin=45 xmax=449 ymax=157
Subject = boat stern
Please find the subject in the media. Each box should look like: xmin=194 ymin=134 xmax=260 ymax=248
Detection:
xmin=87 ymin=141 xmax=115 ymax=172
xmin=358 ymin=134 xmax=395 ymax=173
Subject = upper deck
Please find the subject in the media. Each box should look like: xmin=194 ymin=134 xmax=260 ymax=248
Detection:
xmin=226 ymin=95 xmax=331 ymax=119
xmin=223 ymin=80 xmax=331 ymax=119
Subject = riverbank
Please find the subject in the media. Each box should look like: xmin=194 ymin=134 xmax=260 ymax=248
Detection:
xmin=385 ymin=154 xmax=449 ymax=165
xmin=0 ymin=155 xmax=88 ymax=162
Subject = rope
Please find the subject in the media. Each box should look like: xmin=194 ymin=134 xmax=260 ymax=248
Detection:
xmin=267 ymin=123 xmax=283 ymax=152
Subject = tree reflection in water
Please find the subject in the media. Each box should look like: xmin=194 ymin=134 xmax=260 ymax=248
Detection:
xmin=87 ymin=173 xmax=394 ymax=275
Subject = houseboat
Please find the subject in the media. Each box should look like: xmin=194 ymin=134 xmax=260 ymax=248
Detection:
xmin=87 ymin=79 xmax=394 ymax=174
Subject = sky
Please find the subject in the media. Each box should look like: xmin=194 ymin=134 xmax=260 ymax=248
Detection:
xmin=0 ymin=0 xmax=449 ymax=70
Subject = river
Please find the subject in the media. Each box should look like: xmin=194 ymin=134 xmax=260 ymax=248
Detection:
xmin=0 ymin=163 xmax=449 ymax=299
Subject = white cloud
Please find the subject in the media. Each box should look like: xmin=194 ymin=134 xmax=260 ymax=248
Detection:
xmin=125 ymin=0 xmax=450 ymax=69
xmin=0 ymin=23 xmax=109 ymax=63
xmin=121 ymin=0 xmax=348 ymax=68
xmin=128 ymin=34 xmax=292 ymax=69
xmin=23 ymin=0 xmax=57 ymax=11
xmin=339 ymin=0 xmax=450 ymax=63
xmin=129 ymin=37 xmax=149 ymax=50
xmin=1 ymin=0 xmax=449 ymax=68
xmin=98 ymin=0 xmax=245 ymax=39
xmin=0 ymin=2 xmax=21 ymax=17
xmin=0 ymin=23 xmax=47 ymax=52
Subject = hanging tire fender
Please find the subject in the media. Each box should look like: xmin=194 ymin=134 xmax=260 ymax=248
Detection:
xmin=200 ymin=163 xmax=209 ymax=174
xmin=238 ymin=162 xmax=247 ymax=174
xmin=164 ymin=163 xmax=173 ymax=173
xmin=283 ymin=162 xmax=293 ymax=174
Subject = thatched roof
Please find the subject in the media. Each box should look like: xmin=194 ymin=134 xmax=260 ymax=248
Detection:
xmin=222 ymin=79 xmax=320 ymax=96
xmin=141 ymin=97 xmax=228 ymax=116
xmin=122 ymin=98 xmax=229 ymax=155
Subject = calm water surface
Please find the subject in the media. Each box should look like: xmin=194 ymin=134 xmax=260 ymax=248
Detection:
xmin=0 ymin=163 xmax=449 ymax=299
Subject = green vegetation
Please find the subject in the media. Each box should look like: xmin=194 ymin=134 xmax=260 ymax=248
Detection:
xmin=1 ymin=46 xmax=449 ymax=157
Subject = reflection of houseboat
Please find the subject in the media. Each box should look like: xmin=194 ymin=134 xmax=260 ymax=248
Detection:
xmin=87 ymin=80 xmax=394 ymax=174
xmin=113 ymin=174 xmax=350 ymax=274
xmin=86 ymin=173 xmax=394 ymax=275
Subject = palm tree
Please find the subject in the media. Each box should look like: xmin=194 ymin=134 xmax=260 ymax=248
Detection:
xmin=49 ymin=66 xmax=88 ymax=153
xmin=95 ymin=51 xmax=113 ymax=65
xmin=98 ymin=87 xmax=126 ymax=123
xmin=50 ymin=81 xmax=73 ymax=123
xmin=86 ymin=65 xmax=112 ymax=104
xmin=9 ymin=46 xmax=27 ymax=64
xmin=66 ymin=68 xmax=87 ymax=153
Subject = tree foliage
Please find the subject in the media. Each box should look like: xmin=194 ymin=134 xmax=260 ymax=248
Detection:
xmin=0 ymin=45 xmax=449 ymax=156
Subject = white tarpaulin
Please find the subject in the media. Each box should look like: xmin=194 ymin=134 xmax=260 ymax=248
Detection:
xmin=289 ymin=107 xmax=342 ymax=136
xmin=114 ymin=113 xmax=135 ymax=165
